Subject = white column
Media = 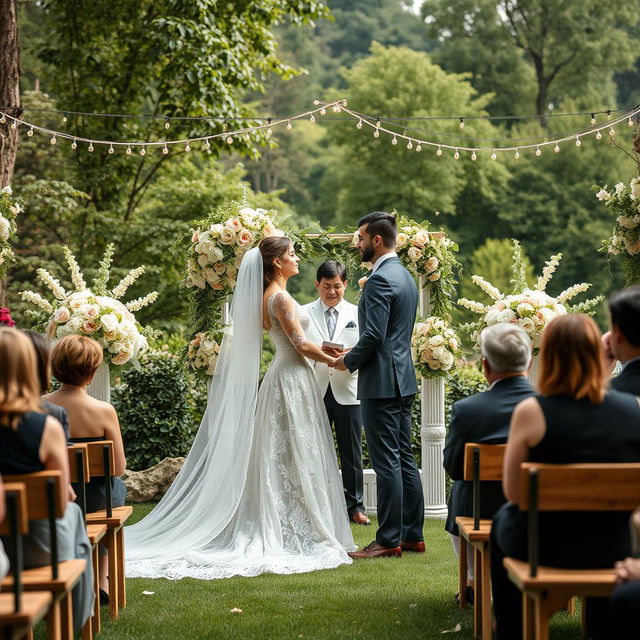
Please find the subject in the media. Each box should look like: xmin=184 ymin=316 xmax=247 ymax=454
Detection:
xmin=87 ymin=360 xmax=110 ymax=403
xmin=419 ymin=276 xmax=448 ymax=519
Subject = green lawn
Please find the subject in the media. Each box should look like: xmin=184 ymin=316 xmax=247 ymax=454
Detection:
xmin=78 ymin=504 xmax=583 ymax=639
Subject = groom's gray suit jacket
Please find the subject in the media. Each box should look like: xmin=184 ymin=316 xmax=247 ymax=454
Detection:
xmin=344 ymin=256 xmax=418 ymax=399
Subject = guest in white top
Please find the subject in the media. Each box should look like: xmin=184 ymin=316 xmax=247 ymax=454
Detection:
xmin=303 ymin=261 xmax=370 ymax=525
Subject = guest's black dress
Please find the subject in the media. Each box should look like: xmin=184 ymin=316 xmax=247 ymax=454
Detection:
xmin=491 ymin=390 xmax=640 ymax=640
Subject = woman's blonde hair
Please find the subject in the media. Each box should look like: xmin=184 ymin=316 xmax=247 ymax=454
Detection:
xmin=0 ymin=327 xmax=41 ymax=428
xmin=51 ymin=335 xmax=103 ymax=386
xmin=537 ymin=314 xmax=606 ymax=404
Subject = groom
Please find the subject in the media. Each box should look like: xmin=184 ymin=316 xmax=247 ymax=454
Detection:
xmin=331 ymin=212 xmax=424 ymax=558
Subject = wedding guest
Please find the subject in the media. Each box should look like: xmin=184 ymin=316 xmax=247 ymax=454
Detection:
xmin=0 ymin=327 xmax=94 ymax=630
xmin=443 ymin=323 xmax=534 ymax=603
xmin=610 ymin=525 xmax=640 ymax=637
xmin=490 ymin=314 xmax=640 ymax=640
xmin=23 ymin=330 xmax=70 ymax=440
xmin=303 ymin=261 xmax=369 ymax=526
xmin=603 ymin=286 xmax=640 ymax=394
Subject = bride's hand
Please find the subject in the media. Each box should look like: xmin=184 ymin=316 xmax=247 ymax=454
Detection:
xmin=329 ymin=356 xmax=347 ymax=371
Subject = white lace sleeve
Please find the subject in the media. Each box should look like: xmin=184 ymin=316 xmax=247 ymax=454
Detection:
xmin=272 ymin=291 xmax=307 ymax=350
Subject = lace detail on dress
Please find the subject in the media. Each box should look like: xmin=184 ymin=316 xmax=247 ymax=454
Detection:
xmin=268 ymin=291 xmax=309 ymax=351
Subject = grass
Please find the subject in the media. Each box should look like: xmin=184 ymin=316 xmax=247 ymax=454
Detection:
xmin=51 ymin=503 xmax=582 ymax=640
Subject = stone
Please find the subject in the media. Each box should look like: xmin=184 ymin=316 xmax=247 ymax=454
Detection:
xmin=123 ymin=457 xmax=185 ymax=502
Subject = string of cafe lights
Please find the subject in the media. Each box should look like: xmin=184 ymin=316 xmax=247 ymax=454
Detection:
xmin=0 ymin=99 xmax=638 ymax=159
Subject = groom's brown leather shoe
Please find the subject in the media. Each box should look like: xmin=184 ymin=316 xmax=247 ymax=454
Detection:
xmin=400 ymin=540 xmax=426 ymax=553
xmin=348 ymin=541 xmax=402 ymax=559
xmin=350 ymin=512 xmax=371 ymax=526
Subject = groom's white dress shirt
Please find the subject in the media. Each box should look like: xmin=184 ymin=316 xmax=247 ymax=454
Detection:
xmin=303 ymin=298 xmax=360 ymax=406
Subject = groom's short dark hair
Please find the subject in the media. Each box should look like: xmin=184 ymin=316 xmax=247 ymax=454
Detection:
xmin=316 ymin=261 xmax=347 ymax=282
xmin=358 ymin=211 xmax=397 ymax=248
xmin=609 ymin=286 xmax=640 ymax=347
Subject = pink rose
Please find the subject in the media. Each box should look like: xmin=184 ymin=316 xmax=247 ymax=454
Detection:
xmin=191 ymin=230 xmax=200 ymax=243
xmin=226 ymin=218 xmax=242 ymax=232
xmin=82 ymin=320 xmax=99 ymax=334
xmin=212 ymin=282 xmax=224 ymax=291
xmin=54 ymin=307 xmax=71 ymax=324
xmin=213 ymin=262 xmax=226 ymax=275
xmin=236 ymin=229 xmax=254 ymax=247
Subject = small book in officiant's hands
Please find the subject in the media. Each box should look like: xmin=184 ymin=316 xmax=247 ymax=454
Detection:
xmin=322 ymin=341 xmax=344 ymax=351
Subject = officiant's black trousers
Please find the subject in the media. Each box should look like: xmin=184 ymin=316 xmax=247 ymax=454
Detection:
xmin=361 ymin=394 xmax=424 ymax=548
xmin=324 ymin=386 xmax=365 ymax=516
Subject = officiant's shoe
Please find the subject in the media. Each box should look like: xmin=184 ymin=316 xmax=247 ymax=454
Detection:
xmin=400 ymin=540 xmax=425 ymax=553
xmin=350 ymin=512 xmax=371 ymax=526
xmin=348 ymin=541 xmax=402 ymax=559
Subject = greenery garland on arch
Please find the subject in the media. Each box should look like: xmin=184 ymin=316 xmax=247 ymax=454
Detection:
xmin=184 ymin=201 xmax=461 ymax=378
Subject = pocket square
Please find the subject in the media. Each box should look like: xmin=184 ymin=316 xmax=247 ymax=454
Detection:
xmin=345 ymin=321 xmax=357 ymax=328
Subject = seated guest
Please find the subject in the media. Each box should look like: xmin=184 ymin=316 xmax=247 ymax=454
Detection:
xmin=603 ymin=286 xmax=640 ymax=394
xmin=443 ymin=323 xmax=534 ymax=602
xmin=0 ymin=327 xmax=93 ymax=630
xmin=23 ymin=330 xmax=70 ymax=440
xmin=490 ymin=314 xmax=640 ymax=640
xmin=43 ymin=335 xmax=126 ymax=601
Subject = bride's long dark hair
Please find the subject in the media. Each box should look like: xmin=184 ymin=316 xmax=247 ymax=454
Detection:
xmin=259 ymin=236 xmax=292 ymax=291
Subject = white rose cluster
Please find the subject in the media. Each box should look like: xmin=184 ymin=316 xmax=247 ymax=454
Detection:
xmin=411 ymin=316 xmax=461 ymax=378
xmin=596 ymin=177 xmax=640 ymax=258
xmin=186 ymin=207 xmax=283 ymax=292
xmin=395 ymin=223 xmax=452 ymax=283
xmin=187 ymin=331 xmax=221 ymax=376
xmin=0 ymin=185 xmax=22 ymax=275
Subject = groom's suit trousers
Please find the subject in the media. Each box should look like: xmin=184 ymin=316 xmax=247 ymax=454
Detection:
xmin=361 ymin=394 xmax=424 ymax=548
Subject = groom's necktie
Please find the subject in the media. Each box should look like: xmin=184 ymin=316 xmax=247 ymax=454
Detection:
xmin=326 ymin=307 xmax=337 ymax=340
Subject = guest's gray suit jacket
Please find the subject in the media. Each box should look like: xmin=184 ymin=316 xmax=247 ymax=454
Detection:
xmin=344 ymin=256 xmax=418 ymax=400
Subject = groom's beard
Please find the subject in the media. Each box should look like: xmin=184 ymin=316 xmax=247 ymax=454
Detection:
xmin=361 ymin=243 xmax=375 ymax=263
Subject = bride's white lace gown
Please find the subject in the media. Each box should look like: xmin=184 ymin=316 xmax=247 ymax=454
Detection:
xmin=125 ymin=289 xmax=354 ymax=579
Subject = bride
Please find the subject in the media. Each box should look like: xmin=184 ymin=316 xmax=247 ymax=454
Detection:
xmin=125 ymin=236 xmax=355 ymax=579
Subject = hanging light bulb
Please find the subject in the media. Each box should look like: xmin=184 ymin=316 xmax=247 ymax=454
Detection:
xmin=607 ymin=110 xmax=612 ymax=120
xmin=596 ymin=130 xmax=602 ymax=140
xmin=575 ymin=136 xmax=582 ymax=147
xmin=139 ymin=147 xmax=146 ymax=156
xmin=453 ymin=149 xmax=460 ymax=160
xmin=332 ymin=104 xmax=341 ymax=113
xmin=356 ymin=119 xmax=363 ymax=129
xmin=391 ymin=135 xmax=398 ymax=145
xmin=27 ymin=127 xmax=34 ymax=137
xmin=71 ymin=139 xmax=77 ymax=150
xmin=313 ymin=99 xmax=320 ymax=106
xmin=629 ymin=117 xmax=634 ymax=127
xmin=375 ymin=118 xmax=381 ymax=129
xmin=126 ymin=145 xmax=132 ymax=155
xmin=0 ymin=114 xmax=6 ymax=124
xmin=459 ymin=118 xmax=465 ymax=129
xmin=50 ymin=135 xmax=57 ymax=145
xmin=62 ymin=114 xmax=68 ymax=124
xmin=436 ymin=146 xmax=443 ymax=157
xmin=184 ymin=142 xmax=191 ymax=152
xmin=10 ymin=120 xmax=17 ymax=129
xmin=514 ymin=149 xmax=520 ymax=159
xmin=226 ymin=136 xmax=233 ymax=144
xmin=164 ymin=119 xmax=171 ymax=130
xmin=320 ymin=107 xmax=326 ymax=116
xmin=471 ymin=151 xmax=477 ymax=161
xmin=267 ymin=118 xmax=273 ymax=136
xmin=309 ymin=114 xmax=315 ymax=124
xmin=491 ymin=151 xmax=497 ymax=160
xmin=108 ymin=144 xmax=114 ymax=154
xmin=609 ymin=127 xmax=616 ymax=136
xmin=554 ymin=143 xmax=560 ymax=153
xmin=535 ymin=147 xmax=542 ymax=156
xmin=373 ymin=129 xmax=380 ymax=138
xmin=203 ymin=140 xmax=211 ymax=150
xmin=163 ymin=144 xmax=169 ymax=155
xmin=415 ymin=143 xmax=421 ymax=152
xmin=286 ymin=120 xmax=292 ymax=130
xmin=88 ymin=142 xmax=94 ymax=152
xmin=590 ymin=113 xmax=596 ymax=125
xmin=406 ymin=140 xmax=413 ymax=150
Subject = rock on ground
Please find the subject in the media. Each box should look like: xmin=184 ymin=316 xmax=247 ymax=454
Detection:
xmin=123 ymin=457 xmax=185 ymax=502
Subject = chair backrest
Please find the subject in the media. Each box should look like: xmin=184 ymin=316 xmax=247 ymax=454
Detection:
xmin=85 ymin=440 xmax=115 ymax=517
xmin=518 ymin=462 xmax=640 ymax=577
xmin=463 ymin=443 xmax=508 ymax=529
xmin=2 ymin=471 xmax=65 ymax=580
xmin=0 ymin=483 xmax=28 ymax=613
xmin=67 ymin=444 xmax=90 ymax=484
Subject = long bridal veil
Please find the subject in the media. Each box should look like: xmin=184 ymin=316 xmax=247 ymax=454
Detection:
xmin=125 ymin=247 xmax=264 ymax=577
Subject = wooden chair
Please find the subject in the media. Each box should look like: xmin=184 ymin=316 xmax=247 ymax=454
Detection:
xmin=83 ymin=441 xmax=132 ymax=620
xmin=455 ymin=443 xmax=507 ymax=640
xmin=0 ymin=472 xmax=86 ymax=640
xmin=503 ymin=462 xmax=640 ymax=640
xmin=0 ymin=483 xmax=52 ymax=640
xmin=67 ymin=444 xmax=107 ymax=639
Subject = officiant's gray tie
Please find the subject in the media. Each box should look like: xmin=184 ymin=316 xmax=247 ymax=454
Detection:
xmin=326 ymin=307 xmax=337 ymax=340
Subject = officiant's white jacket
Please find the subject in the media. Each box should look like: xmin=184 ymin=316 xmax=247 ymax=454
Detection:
xmin=302 ymin=298 xmax=360 ymax=406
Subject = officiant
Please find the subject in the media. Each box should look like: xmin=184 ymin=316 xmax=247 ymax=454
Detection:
xmin=304 ymin=261 xmax=370 ymax=525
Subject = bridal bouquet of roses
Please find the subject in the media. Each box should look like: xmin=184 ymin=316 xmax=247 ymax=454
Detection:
xmin=187 ymin=330 xmax=222 ymax=376
xmin=21 ymin=245 xmax=158 ymax=367
xmin=458 ymin=240 xmax=602 ymax=349
xmin=186 ymin=203 xmax=284 ymax=293
xmin=412 ymin=316 xmax=461 ymax=378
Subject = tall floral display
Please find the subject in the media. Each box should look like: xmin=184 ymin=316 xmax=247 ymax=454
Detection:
xmin=21 ymin=245 xmax=158 ymax=401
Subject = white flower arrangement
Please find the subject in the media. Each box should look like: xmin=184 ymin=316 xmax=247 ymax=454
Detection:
xmin=0 ymin=185 xmax=23 ymax=277
xmin=412 ymin=316 xmax=461 ymax=378
xmin=187 ymin=331 xmax=222 ymax=376
xmin=21 ymin=245 xmax=158 ymax=367
xmin=458 ymin=240 xmax=603 ymax=349
xmin=186 ymin=205 xmax=284 ymax=293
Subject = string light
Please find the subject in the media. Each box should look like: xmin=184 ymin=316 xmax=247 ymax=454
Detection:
xmin=575 ymin=136 xmax=581 ymax=147
xmin=267 ymin=118 xmax=273 ymax=136
xmin=356 ymin=119 xmax=363 ymax=129
xmin=203 ymin=140 xmax=211 ymax=151
xmin=320 ymin=107 xmax=326 ymax=116
xmin=286 ymin=120 xmax=292 ymax=130
xmin=591 ymin=113 xmax=596 ymax=125
xmin=313 ymin=100 xmax=320 ymax=106
xmin=415 ymin=143 xmax=421 ymax=152
xmin=459 ymin=118 xmax=465 ymax=129
xmin=514 ymin=149 xmax=520 ymax=159
xmin=373 ymin=129 xmax=380 ymax=138
xmin=27 ymin=126 xmax=34 ymax=137
xmin=309 ymin=114 xmax=315 ymax=124
xmin=391 ymin=135 xmax=398 ymax=145
xmin=436 ymin=146 xmax=442 ymax=157
xmin=0 ymin=114 xmax=6 ymax=124
xmin=71 ymin=139 xmax=77 ymax=150
xmin=50 ymin=135 xmax=56 ymax=145
xmin=491 ymin=151 xmax=497 ymax=160
xmin=125 ymin=145 xmax=132 ymax=155
xmin=471 ymin=151 xmax=477 ymax=161
xmin=226 ymin=136 xmax=233 ymax=144
xmin=406 ymin=140 xmax=413 ymax=150
xmin=62 ymin=114 xmax=68 ymax=124
xmin=453 ymin=149 xmax=460 ymax=160
xmin=375 ymin=118 xmax=381 ymax=129
xmin=88 ymin=142 xmax=94 ymax=152
xmin=108 ymin=144 xmax=114 ymax=154
xmin=629 ymin=117 xmax=634 ymax=127
xmin=554 ymin=143 xmax=560 ymax=153
xmin=535 ymin=146 xmax=541 ymax=156
xmin=607 ymin=110 xmax=612 ymax=120
xmin=164 ymin=118 xmax=171 ymax=130
xmin=184 ymin=142 xmax=191 ymax=152
xmin=139 ymin=147 xmax=146 ymax=156
xmin=10 ymin=120 xmax=17 ymax=129
xmin=333 ymin=104 xmax=341 ymax=113
xmin=609 ymin=127 xmax=616 ymax=136
xmin=596 ymin=130 xmax=602 ymax=140
xmin=163 ymin=144 xmax=169 ymax=155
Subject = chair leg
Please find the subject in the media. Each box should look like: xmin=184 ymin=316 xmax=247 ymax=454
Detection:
xmin=566 ymin=596 xmax=577 ymax=616
xmin=473 ymin=546 xmax=482 ymax=639
xmin=480 ymin=543 xmax=492 ymax=640
xmin=523 ymin=593 xmax=535 ymax=640
xmin=533 ymin=596 xmax=551 ymax=640
xmin=459 ymin=536 xmax=468 ymax=609
xmin=82 ymin=613 xmax=93 ymax=640
xmin=116 ymin=527 xmax=126 ymax=608
xmin=104 ymin=529 xmax=119 ymax=620
xmin=60 ymin=593 xmax=73 ymax=640
xmin=92 ymin=545 xmax=101 ymax=634
xmin=46 ymin=599 xmax=62 ymax=640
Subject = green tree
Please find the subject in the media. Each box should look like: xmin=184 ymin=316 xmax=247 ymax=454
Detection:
xmin=421 ymin=0 xmax=639 ymax=119
xmin=329 ymin=43 xmax=510 ymax=226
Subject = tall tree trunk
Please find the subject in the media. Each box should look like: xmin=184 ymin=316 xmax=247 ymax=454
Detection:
xmin=0 ymin=0 xmax=20 ymax=188
xmin=0 ymin=0 xmax=20 ymax=305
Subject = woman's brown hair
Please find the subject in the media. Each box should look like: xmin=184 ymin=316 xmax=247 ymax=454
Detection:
xmin=23 ymin=330 xmax=52 ymax=394
xmin=537 ymin=314 xmax=606 ymax=404
xmin=0 ymin=327 xmax=41 ymax=428
xmin=51 ymin=335 xmax=103 ymax=387
xmin=259 ymin=236 xmax=292 ymax=291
